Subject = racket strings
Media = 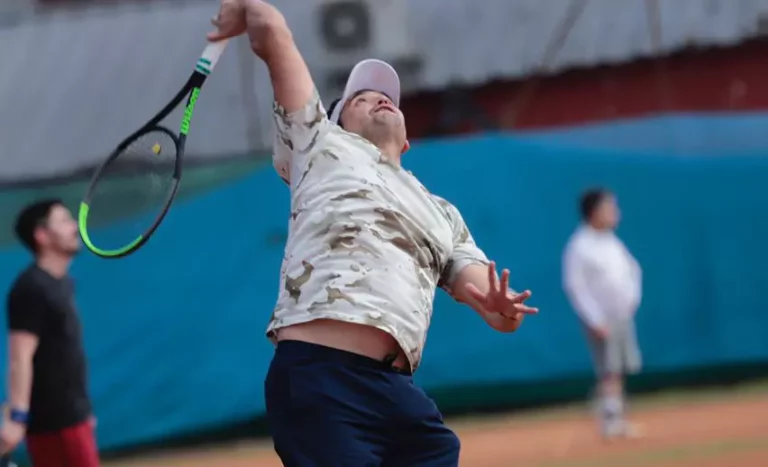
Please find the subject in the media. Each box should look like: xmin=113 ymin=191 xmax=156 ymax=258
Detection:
xmin=116 ymin=130 xmax=178 ymax=175
xmin=87 ymin=129 xmax=178 ymax=249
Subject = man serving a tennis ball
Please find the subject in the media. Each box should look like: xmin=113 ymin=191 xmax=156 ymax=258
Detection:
xmin=209 ymin=1 xmax=539 ymax=465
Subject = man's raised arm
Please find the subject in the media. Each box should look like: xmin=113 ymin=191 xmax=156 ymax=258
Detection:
xmin=209 ymin=0 xmax=315 ymax=112
xmin=209 ymin=0 xmax=328 ymax=183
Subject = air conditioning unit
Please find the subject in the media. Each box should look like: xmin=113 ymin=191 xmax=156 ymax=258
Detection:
xmin=316 ymin=0 xmax=424 ymax=96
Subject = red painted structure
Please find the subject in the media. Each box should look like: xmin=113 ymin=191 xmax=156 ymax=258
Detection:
xmin=400 ymin=39 xmax=768 ymax=138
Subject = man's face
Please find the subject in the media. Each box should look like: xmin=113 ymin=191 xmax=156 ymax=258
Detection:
xmin=339 ymin=90 xmax=407 ymax=150
xmin=595 ymin=194 xmax=621 ymax=230
xmin=36 ymin=205 xmax=80 ymax=256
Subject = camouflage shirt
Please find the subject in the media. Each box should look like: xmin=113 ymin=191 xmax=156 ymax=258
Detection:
xmin=268 ymin=90 xmax=488 ymax=371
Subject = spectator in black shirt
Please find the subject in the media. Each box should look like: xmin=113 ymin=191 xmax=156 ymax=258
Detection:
xmin=1 ymin=200 xmax=100 ymax=466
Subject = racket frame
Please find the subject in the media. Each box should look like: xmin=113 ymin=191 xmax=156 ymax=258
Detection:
xmin=79 ymin=40 xmax=228 ymax=258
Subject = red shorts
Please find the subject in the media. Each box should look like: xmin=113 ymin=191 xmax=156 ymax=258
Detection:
xmin=26 ymin=419 xmax=100 ymax=467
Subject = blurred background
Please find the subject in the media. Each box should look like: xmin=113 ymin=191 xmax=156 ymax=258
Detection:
xmin=2 ymin=0 xmax=768 ymax=465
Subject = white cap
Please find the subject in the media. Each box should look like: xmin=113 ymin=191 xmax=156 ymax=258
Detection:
xmin=329 ymin=59 xmax=401 ymax=125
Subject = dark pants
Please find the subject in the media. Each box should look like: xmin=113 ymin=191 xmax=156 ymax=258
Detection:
xmin=265 ymin=340 xmax=460 ymax=467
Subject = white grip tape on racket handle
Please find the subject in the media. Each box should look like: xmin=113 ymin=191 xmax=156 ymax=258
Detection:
xmin=198 ymin=39 xmax=229 ymax=73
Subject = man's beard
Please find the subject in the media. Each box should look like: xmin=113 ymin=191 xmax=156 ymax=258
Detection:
xmin=362 ymin=121 xmax=404 ymax=149
xmin=52 ymin=242 xmax=80 ymax=258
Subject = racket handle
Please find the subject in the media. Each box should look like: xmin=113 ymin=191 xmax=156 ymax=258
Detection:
xmin=197 ymin=39 xmax=229 ymax=74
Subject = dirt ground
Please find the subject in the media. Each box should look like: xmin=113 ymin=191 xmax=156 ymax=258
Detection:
xmin=107 ymin=393 xmax=768 ymax=467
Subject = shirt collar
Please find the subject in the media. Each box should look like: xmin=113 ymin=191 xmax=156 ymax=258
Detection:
xmin=579 ymin=223 xmax=613 ymax=238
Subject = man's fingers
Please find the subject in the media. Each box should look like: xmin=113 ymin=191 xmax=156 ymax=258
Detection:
xmin=500 ymin=290 xmax=537 ymax=318
xmin=499 ymin=268 xmax=510 ymax=295
xmin=507 ymin=289 xmax=532 ymax=302
xmin=207 ymin=15 xmax=226 ymax=40
xmin=500 ymin=310 xmax=524 ymax=320
xmin=207 ymin=3 xmax=247 ymax=40
xmin=514 ymin=303 xmax=539 ymax=314
xmin=487 ymin=262 xmax=498 ymax=294
xmin=500 ymin=304 xmax=537 ymax=320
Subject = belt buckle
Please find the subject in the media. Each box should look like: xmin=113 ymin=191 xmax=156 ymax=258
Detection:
xmin=382 ymin=353 xmax=409 ymax=373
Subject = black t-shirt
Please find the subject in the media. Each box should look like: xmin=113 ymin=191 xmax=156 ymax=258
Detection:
xmin=6 ymin=265 xmax=91 ymax=434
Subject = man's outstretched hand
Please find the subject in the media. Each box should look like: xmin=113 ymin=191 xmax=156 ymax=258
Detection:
xmin=465 ymin=261 xmax=539 ymax=321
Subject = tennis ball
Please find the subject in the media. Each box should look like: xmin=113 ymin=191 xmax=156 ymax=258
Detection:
xmin=152 ymin=143 xmax=162 ymax=155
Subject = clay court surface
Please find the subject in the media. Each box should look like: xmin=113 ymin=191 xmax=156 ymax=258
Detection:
xmin=107 ymin=389 xmax=768 ymax=467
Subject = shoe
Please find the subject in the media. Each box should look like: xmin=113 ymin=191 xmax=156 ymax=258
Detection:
xmin=601 ymin=421 xmax=645 ymax=441
xmin=601 ymin=421 xmax=646 ymax=441
xmin=601 ymin=422 xmax=624 ymax=441
xmin=620 ymin=421 xmax=646 ymax=439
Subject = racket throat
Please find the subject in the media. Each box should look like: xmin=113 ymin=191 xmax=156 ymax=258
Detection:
xmin=180 ymin=87 xmax=201 ymax=135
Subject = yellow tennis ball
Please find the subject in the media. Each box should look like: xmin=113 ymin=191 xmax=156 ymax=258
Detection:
xmin=152 ymin=143 xmax=162 ymax=155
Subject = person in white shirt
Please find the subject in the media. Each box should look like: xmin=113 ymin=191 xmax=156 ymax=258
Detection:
xmin=208 ymin=0 xmax=539 ymax=465
xmin=562 ymin=188 xmax=643 ymax=440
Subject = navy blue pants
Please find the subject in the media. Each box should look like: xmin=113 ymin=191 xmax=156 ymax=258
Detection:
xmin=265 ymin=340 xmax=460 ymax=466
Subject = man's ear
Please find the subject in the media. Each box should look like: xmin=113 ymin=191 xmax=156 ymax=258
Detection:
xmin=402 ymin=140 xmax=410 ymax=154
xmin=33 ymin=227 xmax=47 ymax=250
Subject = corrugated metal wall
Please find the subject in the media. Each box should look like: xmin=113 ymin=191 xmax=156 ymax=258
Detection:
xmin=2 ymin=0 xmax=768 ymax=180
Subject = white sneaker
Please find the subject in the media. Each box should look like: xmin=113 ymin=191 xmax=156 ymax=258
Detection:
xmin=602 ymin=421 xmax=645 ymax=441
xmin=621 ymin=421 xmax=646 ymax=439
xmin=601 ymin=422 xmax=624 ymax=441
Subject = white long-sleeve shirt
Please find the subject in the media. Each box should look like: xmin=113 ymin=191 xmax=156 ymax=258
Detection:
xmin=562 ymin=225 xmax=642 ymax=328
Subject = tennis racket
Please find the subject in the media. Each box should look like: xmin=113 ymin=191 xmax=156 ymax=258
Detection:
xmin=78 ymin=39 xmax=229 ymax=259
